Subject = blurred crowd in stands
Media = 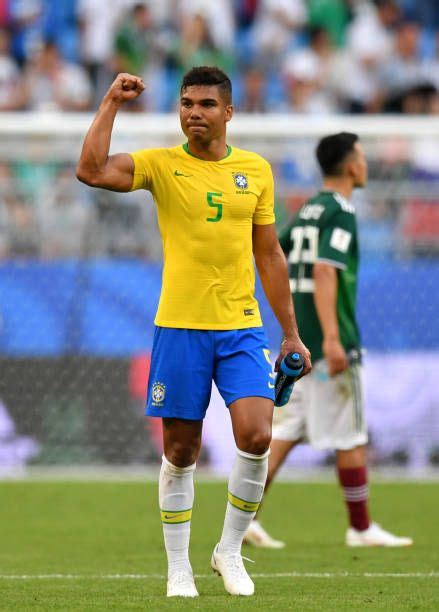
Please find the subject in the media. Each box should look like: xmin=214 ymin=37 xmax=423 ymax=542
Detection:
xmin=0 ymin=159 xmax=161 ymax=259
xmin=0 ymin=0 xmax=438 ymax=114
xmin=0 ymin=0 xmax=438 ymax=261
xmin=1 ymin=147 xmax=438 ymax=261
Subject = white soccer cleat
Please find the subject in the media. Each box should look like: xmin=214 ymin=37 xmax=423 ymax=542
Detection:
xmin=346 ymin=522 xmax=413 ymax=547
xmin=243 ymin=520 xmax=286 ymax=549
xmin=166 ymin=570 xmax=199 ymax=597
xmin=211 ymin=543 xmax=254 ymax=596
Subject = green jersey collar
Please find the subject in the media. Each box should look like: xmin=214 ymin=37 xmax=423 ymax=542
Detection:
xmin=182 ymin=142 xmax=232 ymax=161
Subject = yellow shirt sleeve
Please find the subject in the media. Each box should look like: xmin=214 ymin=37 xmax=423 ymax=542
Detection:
xmin=253 ymin=159 xmax=275 ymax=225
xmin=129 ymin=149 xmax=159 ymax=191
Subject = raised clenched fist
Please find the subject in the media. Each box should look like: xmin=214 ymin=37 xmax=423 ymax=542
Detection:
xmin=106 ymin=73 xmax=145 ymax=105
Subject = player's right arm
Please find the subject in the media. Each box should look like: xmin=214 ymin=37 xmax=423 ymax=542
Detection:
xmin=76 ymin=73 xmax=145 ymax=192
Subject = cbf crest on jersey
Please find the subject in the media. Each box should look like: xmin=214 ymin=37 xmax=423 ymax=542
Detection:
xmin=151 ymin=382 xmax=166 ymax=407
xmin=233 ymin=172 xmax=249 ymax=190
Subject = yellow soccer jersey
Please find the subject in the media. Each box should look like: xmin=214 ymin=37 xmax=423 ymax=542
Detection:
xmin=129 ymin=143 xmax=275 ymax=329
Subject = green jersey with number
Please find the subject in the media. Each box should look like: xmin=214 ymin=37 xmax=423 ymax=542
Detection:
xmin=279 ymin=190 xmax=360 ymax=362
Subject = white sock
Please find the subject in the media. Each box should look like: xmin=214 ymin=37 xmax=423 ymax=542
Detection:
xmin=159 ymin=455 xmax=195 ymax=578
xmin=218 ymin=448 xmax=269 ymax=555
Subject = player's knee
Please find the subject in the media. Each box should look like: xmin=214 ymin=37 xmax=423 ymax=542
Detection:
xmin=238 ymin=427 xmax=272 ymax=456
xmin=165 ymin=442 xmax=199 ymax=468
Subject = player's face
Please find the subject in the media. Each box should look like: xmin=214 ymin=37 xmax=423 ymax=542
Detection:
xmin=180 ymin=85 xmax=233 ymax=145
xmin=351 ymin=142 xmax=368 ymax=187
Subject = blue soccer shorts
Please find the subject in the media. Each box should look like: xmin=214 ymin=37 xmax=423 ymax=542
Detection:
xmin=146 ymin=326 xmax=275 ymax=420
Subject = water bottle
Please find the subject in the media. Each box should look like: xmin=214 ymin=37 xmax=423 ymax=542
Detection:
xmin=274 ymin=352 xmax=304 ymax=407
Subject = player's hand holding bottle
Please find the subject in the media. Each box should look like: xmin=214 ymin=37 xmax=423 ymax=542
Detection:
xmin=276 ymin=335 xmax=311 ymax=377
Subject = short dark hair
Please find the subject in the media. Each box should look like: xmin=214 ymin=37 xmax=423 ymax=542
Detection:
xmin=180 ymin=66 xmax=232 ymax=103
xmin=316 ymin=132 xmax=359 ymax=176
xmin=133 ymin=3 xmax=148 ymax=14
xmin=308 ymin=26 xmax=329 ymax=45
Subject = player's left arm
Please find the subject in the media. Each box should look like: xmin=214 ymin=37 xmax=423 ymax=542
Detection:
xmin=315 ymin=209 xmax=356 ymax=376
xmin=313 ymin=262 xmax=349 ymax=376
xmin=252 ymin=222 xmax=311 ymax=375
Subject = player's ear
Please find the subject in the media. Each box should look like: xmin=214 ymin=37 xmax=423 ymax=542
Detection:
xmin=225 ymin=104 xmax=233 ymax=123
xmin=345 ymin=153 xmax=357 ymax=179
xmin=345 ymin=160 xmax=354 ymax=178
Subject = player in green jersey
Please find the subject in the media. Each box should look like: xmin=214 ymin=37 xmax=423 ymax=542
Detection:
xmin=245 ymin=132 xmax=413 ymax=548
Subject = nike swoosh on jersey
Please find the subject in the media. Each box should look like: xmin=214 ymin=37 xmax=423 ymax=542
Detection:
xmin=174 ymin=170 xmax=192 ymax=177
xmin=268 ymin=383 xmax=275 ymax=389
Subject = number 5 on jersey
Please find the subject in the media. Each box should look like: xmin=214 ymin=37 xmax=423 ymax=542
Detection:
xmin=206 ymin=192 xmax=223 ymax=222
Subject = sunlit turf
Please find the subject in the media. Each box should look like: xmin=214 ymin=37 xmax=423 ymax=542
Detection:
xmin=0 ymin=479 xmax=438 ymax=610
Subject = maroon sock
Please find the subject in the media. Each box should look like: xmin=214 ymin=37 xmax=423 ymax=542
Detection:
xmin=337 ymin=466 xmax=370 ymax=531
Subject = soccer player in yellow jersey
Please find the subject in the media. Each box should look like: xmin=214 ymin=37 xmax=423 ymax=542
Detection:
xmin=76 ymin=66 xmax=311 ymax=598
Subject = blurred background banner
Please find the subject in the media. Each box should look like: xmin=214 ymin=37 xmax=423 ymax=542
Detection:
xmin=0 ymin=0 xmax=438 ymax=473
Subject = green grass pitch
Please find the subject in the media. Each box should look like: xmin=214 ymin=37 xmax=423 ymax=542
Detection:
xmin=0 ymin=479 xmax=438 ymax=610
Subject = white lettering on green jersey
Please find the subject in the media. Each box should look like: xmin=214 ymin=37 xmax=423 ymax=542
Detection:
xmin=299 ymin=204 xmax=325 ymax=220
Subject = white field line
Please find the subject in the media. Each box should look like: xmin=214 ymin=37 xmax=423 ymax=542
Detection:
xmin=0 ymin=572 xmax=438 ymax=580
xmin=2 ymin=465 xmax=439 ymax=483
